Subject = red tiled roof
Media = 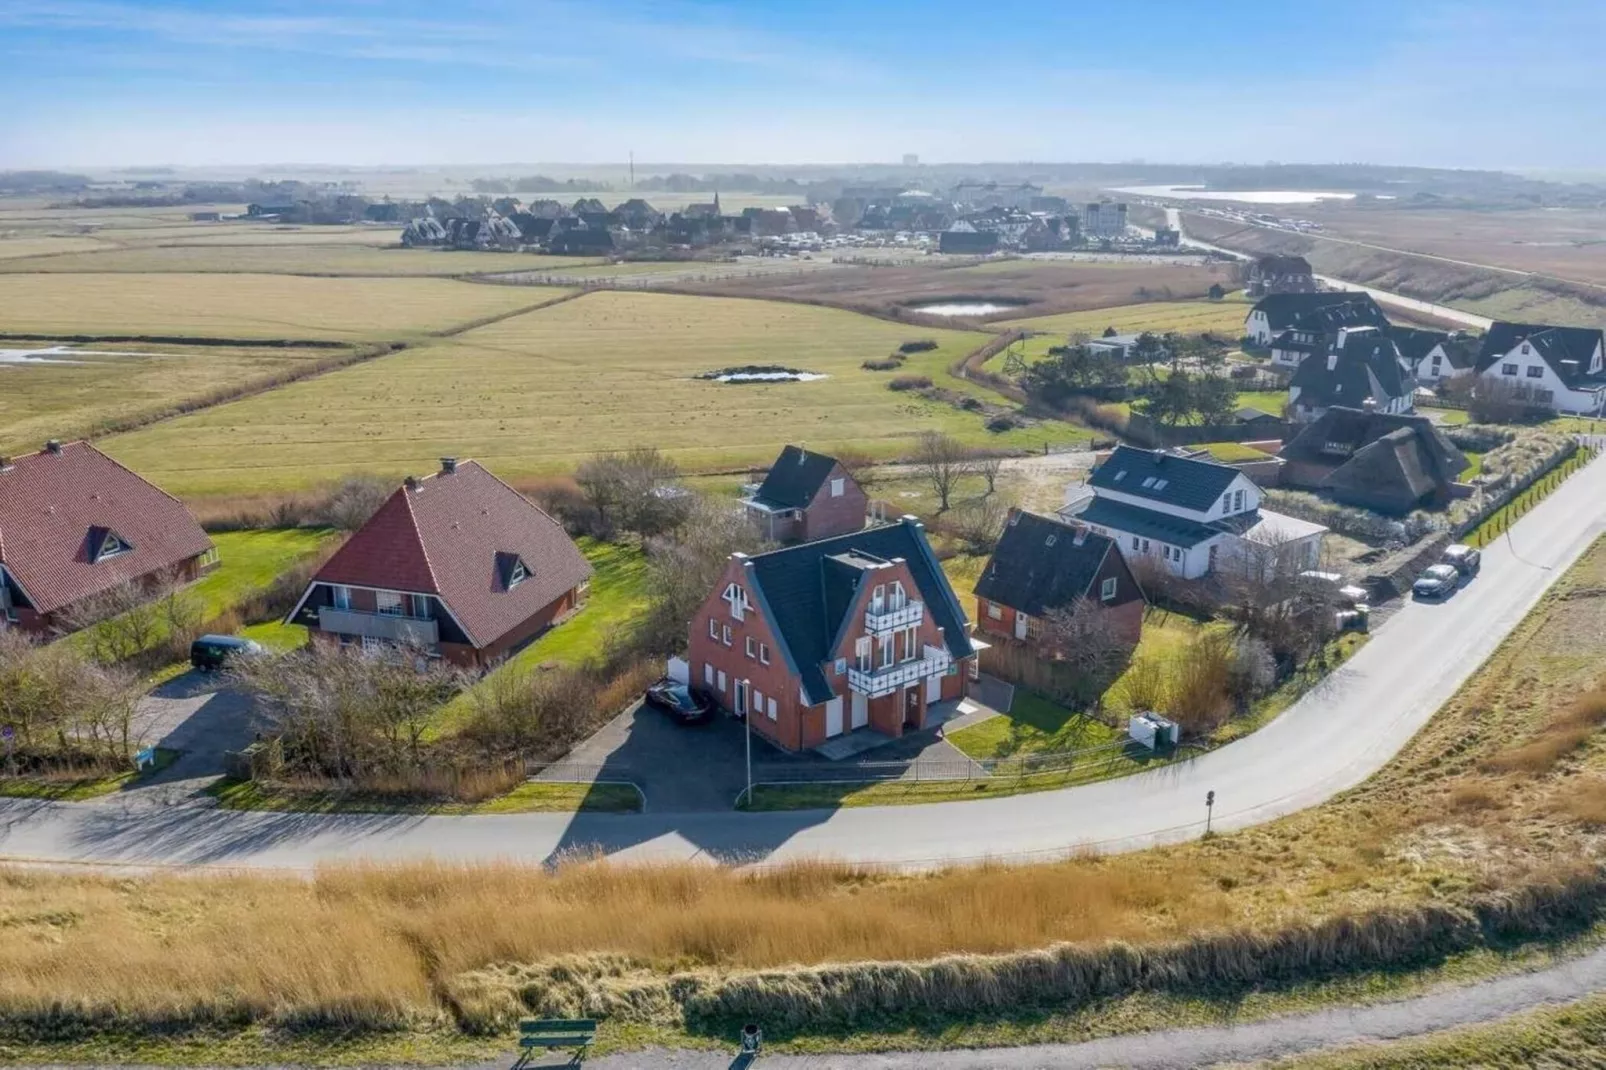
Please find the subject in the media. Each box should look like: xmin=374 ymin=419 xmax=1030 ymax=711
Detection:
xmin=0 ymin=442 xmax=214 ymax=616
xmin=310 ymin=461 xmax=592 ymax=648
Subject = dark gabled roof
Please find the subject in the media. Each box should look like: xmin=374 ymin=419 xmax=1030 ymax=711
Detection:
xmin=1250 ymin=291 xmax=1387 ymax=333
xmin=1087 ymin=444 xmax=1241 ymax=512
xmin=745 ymin=517 xmax=972 ymax=705
xmin=974 ymin=510 xmax=1118 ymax=616
xmin=1288 ymin=329 xmax=1410 ymax=408
xmin=307 ymin=461 xmax=591 ymax=649
xmin=1075 ymin=496 xmax=1219 ymax=548
xmin=0 ymin=441 xmax=213 ymax=616
xmin=1325 ymin=427 xmax=1442 ymax=507
xmin=1387 ymin=326 xmax=1450 ymax=363
xmin=1253 ymin=255 xmax=1313 ymax=276
xmin=751 ymin=445 xmax=841 ymax=510
xmin=1271 ymin=329 xmax=1324 ymax=355
xmin=1475 ymin=322 xmax=1606 ymax=389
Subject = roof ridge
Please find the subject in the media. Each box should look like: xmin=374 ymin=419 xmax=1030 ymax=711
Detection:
xmin=463 ymin=458 xmax=573 ymax=532
xmin=396 ymin=483 xmax=446 ymax=602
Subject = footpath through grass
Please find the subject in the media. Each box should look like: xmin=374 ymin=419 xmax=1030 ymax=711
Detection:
xmin=205 ymin=777 xmax=642 ymax=815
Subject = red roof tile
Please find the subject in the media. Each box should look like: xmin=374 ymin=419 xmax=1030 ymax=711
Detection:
xmin=310 ymin=461 xmax=592 ymax=648
xmin=0 ymin=442 xmax=214 ymax=616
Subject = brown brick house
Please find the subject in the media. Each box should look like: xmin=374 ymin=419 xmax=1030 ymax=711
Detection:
xmin=686 ymin=516 xmax=975 ymax=753
xmin=974 ymin=510 xmax=1145 ymax=650
xmin=0 ymin=440 xmax=215 ymax=634
xmin=740 ymin=445 xmax=867 ymax=542
xmin=286 ymin=459 xmax=591 ymax=668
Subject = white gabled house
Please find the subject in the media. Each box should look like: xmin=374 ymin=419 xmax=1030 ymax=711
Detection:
xmin=1287 ymin=326 xmax=1414 ymax=424
xmin=1245 ymin=291 xmax=1389 ymax=348
xmin=1391 ymin=326 xmax=1474 ymax=385
xmin=1473 ymin=322 xmax=1606 ymax=416
xmin=1059 ymin=446 xmax=1327 ymax=581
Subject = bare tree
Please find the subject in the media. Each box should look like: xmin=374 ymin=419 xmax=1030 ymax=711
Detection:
xmin=629 ymin=494 xmax=773 ymax=657
xmin=976 ymin=453 xmax=1004 ymax=495
xmin=313 ymin=475 xmax=394 ymax=531
xmin=575 ymin=447 xmax=689 ymax=538
xmin=1040 ymin=597 xmax=1137 ymax=707
xmin=951 ymin=495 xmax=1008 ymax=553
xmin=913 ymin=431 xmax=977 ymax=512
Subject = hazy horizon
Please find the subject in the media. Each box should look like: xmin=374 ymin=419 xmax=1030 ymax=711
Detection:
xmin=3 ymin=0 xmax=1602 ymax=173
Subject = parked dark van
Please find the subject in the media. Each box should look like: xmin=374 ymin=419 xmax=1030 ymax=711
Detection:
xmin=190 ymin=634 xmax=264 ymax=672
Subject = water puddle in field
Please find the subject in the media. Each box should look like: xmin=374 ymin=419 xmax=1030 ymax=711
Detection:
xmin=697 ymin=365 xmax=828 ymax=383
xmin=0 ymin=345 xmax=161 ymax=366
xmin=911 ymin=301 xmax=1019 ymax=317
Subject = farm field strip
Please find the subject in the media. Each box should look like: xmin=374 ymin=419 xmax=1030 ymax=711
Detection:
xmin=98 ymin=289 xmax=1069 ymax=497
xmin=0 ymin=273 xmax=563 ymax=341
xmin=0 ymin=244 xmax=595 ymax=276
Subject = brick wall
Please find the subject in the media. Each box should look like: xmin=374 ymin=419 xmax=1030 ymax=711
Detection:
xmin=799 ymin=462 xmax=868 ymax=541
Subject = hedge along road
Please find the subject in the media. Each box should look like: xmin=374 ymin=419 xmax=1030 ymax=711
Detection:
xmin=2 ymin=454 xmax=1605 ymax=873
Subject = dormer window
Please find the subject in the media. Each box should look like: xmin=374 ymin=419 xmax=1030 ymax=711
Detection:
xmin=89 ymin=527 xmax=132 ymax=563
xmin=495 ymin=551 xmax=531 ymax=592
xmin=723 ymin=582 xmax=751 ymax=621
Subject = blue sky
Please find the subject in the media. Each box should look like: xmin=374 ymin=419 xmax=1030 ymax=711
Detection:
xmin=2 ymin=0 xmax=1601 ymax=170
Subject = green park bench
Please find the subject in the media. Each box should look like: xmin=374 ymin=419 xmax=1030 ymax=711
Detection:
xmin=512 ymin=1018 xmax=597 ymax=1067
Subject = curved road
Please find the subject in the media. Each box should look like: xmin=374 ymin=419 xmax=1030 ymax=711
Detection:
xmin=2 ymin=452 xmax=1602 ymax=872
xmin=1162 ymin=206 xmax=1494 ymax=330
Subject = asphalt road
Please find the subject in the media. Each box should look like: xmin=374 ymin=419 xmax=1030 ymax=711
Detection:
xmin=1162 ymin=207 xmax=1494 ymax=330
xmin=1 ymin=451 xmax=1601 ymax=873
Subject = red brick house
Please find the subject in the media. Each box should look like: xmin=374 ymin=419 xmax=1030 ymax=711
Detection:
xmin=974 ymin=510 xmax=1145 ymax=649
xmin=286 ymin=459 xmax=591 ymax=668
xmin=687 ymin=516 xmax=976 ymax=753
xmin=0 ymin=440 xmax=216 ymax=634
xmin=740 ymin=445 xmax=867 ymax=542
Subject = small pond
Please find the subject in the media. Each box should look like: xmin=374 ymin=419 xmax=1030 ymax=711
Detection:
xmin=697 ymin=365 xmax=828 ymax=384
xmin=0 ymin=345 xmax=159 ymax=366
xmin=910 ymin=301 xmax=1022 ymax=318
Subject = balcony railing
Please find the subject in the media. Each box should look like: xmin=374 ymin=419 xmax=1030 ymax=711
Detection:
xmin=847 ymin=644 xmax=951 ymax=698
xmin=317 ymin=607 xmax=439 ymax=648
xmin=865 ymin=599 xmax=923 ymax=633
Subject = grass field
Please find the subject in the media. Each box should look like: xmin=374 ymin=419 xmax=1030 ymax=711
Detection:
xmin=99 ymin=290 xmax=1072 ymax=496
xmin=0 ymin=274 xmax=558 ymax=341
xmin=0 ymin=245 xmax=599 ymax=276
xmin=205 ymin=776 xmax=642 ymax=814
xmin=982 ymin=298 xmax=1253 ymax=372
xmin=0 ymin=235 xmax=112 ymax=259
xmin=0 ymin=340 xmax=347 ymax=454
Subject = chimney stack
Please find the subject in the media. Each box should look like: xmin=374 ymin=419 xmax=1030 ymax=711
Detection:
xmin=44 ymin=439 xmax=62 ymax=454
xmin=404 ymin=475 xmax=421 ymax=491
xmin=440 ymin=457 xmax=458 ymax=475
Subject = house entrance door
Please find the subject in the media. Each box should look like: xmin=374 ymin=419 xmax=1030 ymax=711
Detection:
xmin=825 ymin=697 xmax=844 ymax=737
xmin=851 ymin=691 xmax=869 ymax=729
xmin=925 ymin=672 xmax=942 ymax=704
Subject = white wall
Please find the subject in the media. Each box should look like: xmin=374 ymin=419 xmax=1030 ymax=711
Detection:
xmin=1246 ymin=310 xmax=1273 ymax=345
xmin=1480 ymin=341 xmax=1606 ymax=415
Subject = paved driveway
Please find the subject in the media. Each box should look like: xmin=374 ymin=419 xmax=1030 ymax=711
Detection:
xmin=125 ymin=671 xmax=262 ymax=797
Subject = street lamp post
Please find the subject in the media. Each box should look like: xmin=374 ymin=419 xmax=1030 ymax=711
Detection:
xmin=1205 ymin=790 xmax=1215 ymax=835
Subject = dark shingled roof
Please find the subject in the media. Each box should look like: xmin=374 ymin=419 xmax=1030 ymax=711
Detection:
xmin=1475 ymin=322 xmax=1606 ymax=390
xmin=974 ymin=510 xmax=1119 ymax=617
xmin=1087 ymin=445 xmax=1241 ymax=512
xmin=744 ymin=517 xmax=973 ymax=705
xmin=1075 ymin=496 xmax=1220 ymax=548
xmin=1288 ymin=328 xmax=1410 ymax=409
xmin=751 ymin=445 xmax=841 ymax=510
xmin=1250 ymin=291 xmax=1388 ymax=334
xmin=1254 ymin=255 xmax=1314 ymax=276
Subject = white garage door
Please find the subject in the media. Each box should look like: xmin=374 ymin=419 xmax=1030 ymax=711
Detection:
xmin=825 ymin=697 xmax=844 ymax=737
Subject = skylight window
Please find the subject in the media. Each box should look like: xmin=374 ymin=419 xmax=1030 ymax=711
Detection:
xmin=1141 ymin=476 xmax=1157 ymax=488
xmin=1045 ymin=534 xmax=1057 ymax=546
xmin=1112 ymin=470 xmax=1127 ymax=481
xmin=1154 ymin=479 xmax=1169 ymax=490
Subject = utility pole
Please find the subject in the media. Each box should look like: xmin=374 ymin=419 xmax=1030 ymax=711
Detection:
xmin=1205 ymin=790 xmax=1215 ymax=835
xmin=744 ymin=694 xmax=753 ymax=808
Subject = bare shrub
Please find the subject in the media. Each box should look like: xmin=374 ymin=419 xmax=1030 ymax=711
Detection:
xmin=310 ymin=475 xmax=394 ymax=532
xmin=1168 ymin=630 xmax=1235 ymax=736
xmin=888 ymin=374 xmax=933 ymax=392
xmin=575 ymin=447 xmax=689 ymax=539
xmin=0 ymin=630 xmax=142 ymax=767
xmin=861 ymin=358 xmax=902 ymax=371
xmin=629 ymin=496 xmax=771 ymax=658
xmin=1118 ymin=654 xmax=1171 ymax=713
xmin=913 ymin=430 xmax=977 ymax=512
xmin=949 ymin=496 xmax=1007 ymax=553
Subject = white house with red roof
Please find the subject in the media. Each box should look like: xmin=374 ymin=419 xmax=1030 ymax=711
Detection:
xmin=0 ymin=440 xmax=215 ymax=634
xmin=285 ymin=458 xmax=592 ymax=668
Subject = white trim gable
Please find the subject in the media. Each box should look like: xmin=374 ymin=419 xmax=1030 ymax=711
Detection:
xmin=1478 ymin=339 xmax=1606 ymax=415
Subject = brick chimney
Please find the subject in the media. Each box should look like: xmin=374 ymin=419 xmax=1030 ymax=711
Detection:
xmin=440 ymin=457 xmax=458 ymax=475
xmin=44 ymin=439 xmax=62 ymax=454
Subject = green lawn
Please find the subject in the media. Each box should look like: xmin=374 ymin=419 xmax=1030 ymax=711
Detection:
xmin=430 ymin=538 xmax=649 ymax=737
xmin=946 ymin=692 xmax=1123 ymax=758
xmin=1197 ymin=440 xmax=1278 ymax=463
xmin=205 ymin=776 xmax=642 ymax=814
xmin=0 ymin=747 xmax=178 ymax=801
xmin=1236 ymin=389 xmax=1289 ymax=416
xmin=100 ymin=290 xmax=1076 ymax=497
xmin=67 ymin=527 xmax=338 ymax=663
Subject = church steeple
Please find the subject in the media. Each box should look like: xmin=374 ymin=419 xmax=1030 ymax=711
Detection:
xmin=713 ymin=189 xmax=721 ymax=215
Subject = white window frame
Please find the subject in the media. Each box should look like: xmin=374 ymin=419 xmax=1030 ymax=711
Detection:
xmin=987 ymin=601 xmax=1003 ymax=620
xmin=507 ymin=559 xmax=527 ymax=588
xmin=855 ymin=636 xmax=872 ymax=671
xmin=745 ymin=635 xmax=756 ymax=658
xmin=753 ymin=685 xmax=764 ymax=711
xmin=758 ymin=642 xmax=770 ymax=665
xmin=332 ymin=585 xmax=352 ymax=611
xmin=1101 ymin=576 xmax=1118 ymax=601
xmin=376 ymin=590 xmax=404 ymax=617
xmin=830 ymin=477 xmax=846 ymax=498
xmin=722 ymin=582 xmax=750 ymax=622
xmin=98 ymin=532 xmax=130 ymax=560
xmin=879 ymin=635 xmax=895 ymax=669
xmin=767 ymin=697 xmax=778 ymax=721
xmin=704 ymin=663 xmax=715 ymax=686
xmin=709 ymin=618 xmax=719 ymax=640
xmin=1526 ymin=365 xmax=1545 ymax=379
xmin=722 ymin=624 xmax=732 ymax=647
xmin=717 ymin=669 xmax=727 ymax=693
xmin=1503 ymin=362 xmax=1519 ymax=376
xmin=901 ymin=624 xmax=919 ymax=661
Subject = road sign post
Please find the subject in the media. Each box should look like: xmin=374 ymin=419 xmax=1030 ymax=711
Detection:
xmin=1205 ymin=790 xmax=1215 ymax=835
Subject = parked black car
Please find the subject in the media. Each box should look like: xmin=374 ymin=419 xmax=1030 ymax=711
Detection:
xmin=190 ymin=634 xmax=265 ymax=671
xmin=1412 ymin=564 xmax=1462 ymax=601
xmin=1442 ymin=544 xmax=1482 ymax=577
xmin=644 ymin=678 xmax=715 ymax=723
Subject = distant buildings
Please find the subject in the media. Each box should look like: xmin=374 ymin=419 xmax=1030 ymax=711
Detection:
xmin=1246 ymin=291 xmax=1388 ymax=348
xmin=1082 ymin=201 xmax=1129 ymax=239
xmin=1246 ymin=255 xmax=1316 ymax=297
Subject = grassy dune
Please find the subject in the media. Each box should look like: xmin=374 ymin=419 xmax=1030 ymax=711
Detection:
xmin=100 ymin=290 xmax=1069 ymax=496
xmin=0 ymin=273 xmax=552 ymax=341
